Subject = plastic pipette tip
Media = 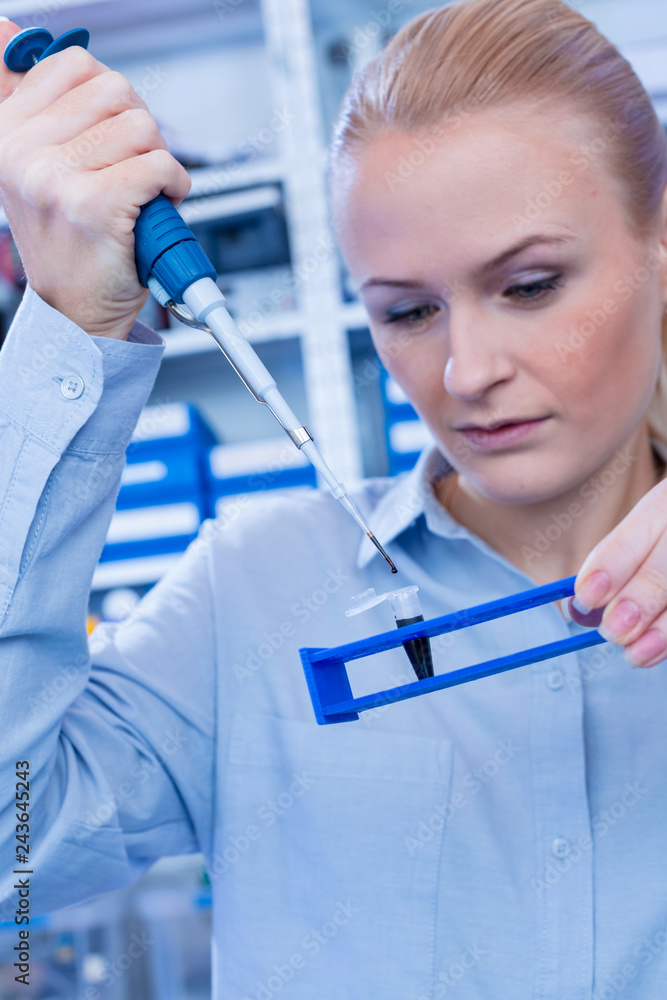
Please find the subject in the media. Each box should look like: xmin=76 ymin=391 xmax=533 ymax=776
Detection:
xmin=367 ymin=532 xmax=398 ymax=574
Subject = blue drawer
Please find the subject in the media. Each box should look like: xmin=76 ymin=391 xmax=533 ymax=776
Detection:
xmin=386 ymin=418 xmax=434 ymax=475
xmin=205 ymin=438 xmax=317 ymax=497
xmin=100 ymin=496 xmax=205 ymax=562
xmin=127 ymin=402 xmax=216 ymax=459
xmin=117 ymin=449 xmax=203 ymax=510
xmin=380 ymin=371 xmax=419 ymax=422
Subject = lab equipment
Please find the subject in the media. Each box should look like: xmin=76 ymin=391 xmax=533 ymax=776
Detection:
xmin=346 ymin=585 xmax=434 ymax=680
xmin=3 ymin=26 xmax=397 ymax=576
xmin=301 ymin=574 xmax=607 ymax=724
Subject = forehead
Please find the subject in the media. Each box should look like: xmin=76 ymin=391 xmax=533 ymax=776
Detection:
xmin=332 ymin=106 xmax=626 ymax=279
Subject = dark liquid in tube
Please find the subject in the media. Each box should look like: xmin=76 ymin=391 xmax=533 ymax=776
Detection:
xmin=395 ymin=615 xmax=434 ymax=680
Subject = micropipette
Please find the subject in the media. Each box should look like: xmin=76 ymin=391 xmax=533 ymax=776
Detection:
xmin=3 ymin=26 xmax=398 ymax=576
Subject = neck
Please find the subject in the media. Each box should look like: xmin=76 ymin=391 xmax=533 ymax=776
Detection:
xmin=435 ymin=425 xmax=665 ymax=586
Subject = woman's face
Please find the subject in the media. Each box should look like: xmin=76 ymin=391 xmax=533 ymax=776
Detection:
xmin=333 ymin=105 xmax=667 ymax=505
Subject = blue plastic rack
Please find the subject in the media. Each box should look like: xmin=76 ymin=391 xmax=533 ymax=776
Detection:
xmin=299 ymin=574 xmax=607 ymax=724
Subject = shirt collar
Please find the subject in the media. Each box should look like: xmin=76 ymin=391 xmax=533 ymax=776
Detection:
xmin=357 ymin=435 xmax=667 ymax=570
xmin=357 ymin=445 xmax=462 ymax=569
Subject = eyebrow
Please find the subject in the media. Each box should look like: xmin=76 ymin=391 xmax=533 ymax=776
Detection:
xmin=360 ymin=234 xmax=579 ymax=290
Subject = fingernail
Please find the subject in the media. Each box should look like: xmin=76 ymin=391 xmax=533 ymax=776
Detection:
xmin=599 ymin=599 xmax=640 ymax=642
xmin=567 ymin=599 xmax=604 ymax=628
xmin=573 ymin=570 xmax=610 ymax=615
xmin=623 ymin=629 xmax=667 ymax=668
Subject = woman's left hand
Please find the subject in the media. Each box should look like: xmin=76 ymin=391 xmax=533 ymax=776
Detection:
xmin=567 ymin=478 xmax=667 ymax=667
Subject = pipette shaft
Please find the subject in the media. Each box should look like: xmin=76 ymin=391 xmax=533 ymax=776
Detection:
xmin=181 ymin=278 xmax=397 ymax=574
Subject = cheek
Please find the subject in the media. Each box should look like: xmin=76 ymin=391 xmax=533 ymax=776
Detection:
xmin=372 ymin=329 xmax=445 ymax=411
xmin=551 ymin=286 xmax=660 ymax=424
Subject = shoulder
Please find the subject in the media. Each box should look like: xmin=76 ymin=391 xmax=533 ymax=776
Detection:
xmin=200 ymin=474 xmax=401 ymax=570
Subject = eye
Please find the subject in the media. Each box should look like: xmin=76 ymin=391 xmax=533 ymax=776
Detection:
xmin=383 ymin=303 xmax=441 ymax=326
xmin=504 ymin=273 xmax=564 ymax=303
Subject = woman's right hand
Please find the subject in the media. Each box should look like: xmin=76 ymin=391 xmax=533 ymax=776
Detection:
xmin=0 ymin=22 xmax=192 ymax=340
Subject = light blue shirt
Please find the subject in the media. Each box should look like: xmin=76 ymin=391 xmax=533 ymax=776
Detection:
xmin=2 ymin=284 xmax=667 ymax=999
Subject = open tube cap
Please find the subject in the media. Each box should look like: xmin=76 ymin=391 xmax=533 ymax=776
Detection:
xmin=346 ymin=585 xmax=423 ymax=619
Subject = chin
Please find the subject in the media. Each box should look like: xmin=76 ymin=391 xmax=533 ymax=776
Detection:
xmin=457 ymin=464 xmax=575 ymax=507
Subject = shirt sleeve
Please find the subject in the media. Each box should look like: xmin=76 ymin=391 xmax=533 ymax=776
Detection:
xmin=0 ymin=285 xmax=216 ymax=917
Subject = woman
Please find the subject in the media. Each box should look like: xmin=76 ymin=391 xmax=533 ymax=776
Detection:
xmin=0 ymin=0 xmax=666 ymax=996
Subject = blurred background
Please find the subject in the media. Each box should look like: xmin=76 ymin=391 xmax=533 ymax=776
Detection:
xmin=0 ymin=0 xmax=665 ymax=996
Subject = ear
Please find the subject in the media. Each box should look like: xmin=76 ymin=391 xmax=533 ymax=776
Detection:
xmin=0 ymin=22 xmax=32 ymax=103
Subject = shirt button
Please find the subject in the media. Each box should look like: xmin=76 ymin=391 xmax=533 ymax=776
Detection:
xmin=551 ymin=837 xmax=571 ymax=859
xmin=547 ymin=669 xmax=564 ymax=690
xmin=61 ymin=375 xmax=84 ymax=400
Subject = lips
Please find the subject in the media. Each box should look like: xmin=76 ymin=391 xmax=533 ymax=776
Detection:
xmin=456 ymin=418 xmax=542 ymax=432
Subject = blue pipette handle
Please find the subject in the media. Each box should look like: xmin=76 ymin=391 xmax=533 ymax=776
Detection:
xmin=4 ymin=27 xmax=217 ymax=302
xmin=133 ymin=194 xmax=217 ymax=301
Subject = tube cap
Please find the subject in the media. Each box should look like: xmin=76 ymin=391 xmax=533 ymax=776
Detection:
xmin=345 ymin=585 xmax=423 ymax=619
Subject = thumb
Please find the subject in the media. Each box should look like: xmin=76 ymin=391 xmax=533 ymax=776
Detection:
xmin=0 ymin=21 xmax=33 ymax=102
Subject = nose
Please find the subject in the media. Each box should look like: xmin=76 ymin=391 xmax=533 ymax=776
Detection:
xmin=443 ymin=307 xmax=516 ymax=400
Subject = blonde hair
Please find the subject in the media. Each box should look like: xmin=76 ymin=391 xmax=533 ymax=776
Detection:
xmin=330 ymin=0 xmax=667 ymax=446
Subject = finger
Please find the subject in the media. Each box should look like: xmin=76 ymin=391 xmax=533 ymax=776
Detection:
xmin=52 ymin=108 xmax=169 ymax=175
xmin=0 ymin=21 xmax=29 ymax=101
xmin=86 ymin=148 xmax=192 ymax=222
xmin=0 ymin=45 xmax=112 ymax=130
xmin=594 ymin=529 xmax=667 ymax=645
xmin=28 ymin=67 xmax=151 ymax=145
xmin=621 ymin=607 xmax=667 ymax=668
xmin=573 ymin=479 xmax=667 ymax=611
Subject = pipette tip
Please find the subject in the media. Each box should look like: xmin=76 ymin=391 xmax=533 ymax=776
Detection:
xmin=367 ymin=532 xmax=398 ymax=574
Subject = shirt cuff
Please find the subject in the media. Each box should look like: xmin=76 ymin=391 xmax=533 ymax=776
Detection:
xmin=0 ymin=284 xmax=166 ymax=456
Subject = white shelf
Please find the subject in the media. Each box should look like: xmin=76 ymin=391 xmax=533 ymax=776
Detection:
xmin=159 ymin=302 xmax=369 ymax=358
xmin=340 ymin=301 xmax=369 ymax=330
xmin=186 ymin=158 xmax=285 ymax=197
xmin=160 ymin=309 xmax=306 ymax=357
xmin=91 ymin=553 xmax=182 ymax=591
xmin=179 ymin=184 xmax=281 ymax=225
